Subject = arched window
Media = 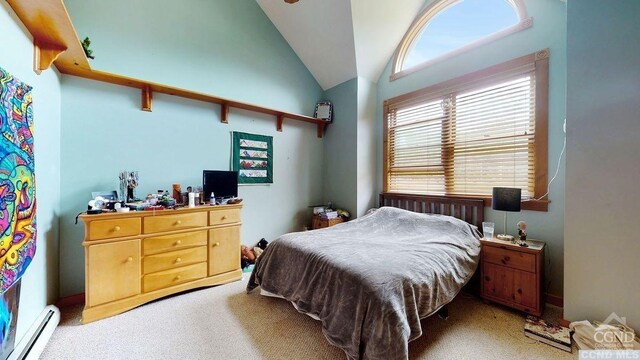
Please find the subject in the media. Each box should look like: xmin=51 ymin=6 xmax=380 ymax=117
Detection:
xmin=392 ymin=0 xmax=532 ymax=80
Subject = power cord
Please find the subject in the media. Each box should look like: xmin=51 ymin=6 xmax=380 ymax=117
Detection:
xmin=524 ymin=121 xmax=566 ymax=202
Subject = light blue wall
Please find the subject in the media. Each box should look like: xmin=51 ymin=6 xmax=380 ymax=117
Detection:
xmin=322 ymin=77 xmax=377 ymax=218
xmin=322 ymin=78 xmax=358 ymax=215
xmin=1 ymin=2 xmax=61 ymax=343
xmin=65 ymin=0 xmax=318 ymax=113
xmin=565 ymin=0 xmax=640 ymax=330
xmin=376 ymin=0 xmax=567 ymax=296
xmin=59 ymin=0 xmax=324 ymax=297
xmin=356 ymin=78 xmax=377 ymax=216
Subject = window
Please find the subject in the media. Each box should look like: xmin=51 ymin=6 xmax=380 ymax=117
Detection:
xmin=383 ymin=50 xmax=549 ymax=211
xmin=392 ymin=0 xmax=532 ymax=80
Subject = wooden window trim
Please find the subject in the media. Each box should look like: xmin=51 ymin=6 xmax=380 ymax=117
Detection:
xmin=391 ymin=0 xmax=533 ymax=81
xmin=383 ymin=50 xmax=550 ymax=212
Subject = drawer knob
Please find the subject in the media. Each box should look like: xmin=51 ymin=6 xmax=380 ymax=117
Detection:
xmin=504 ymin=256 xmax=510 ymax=261
xmin=213 ymin=242 xmax=220 ymax=247
xmin=114 ymin=226 xmax=121 ymax=232
xmin=221 ymin=216 xmax=228 ymax=220
xmin=175 ymin=257 xmax=182 ymax=263
xmin=484 ymin=276 xmax=491 ymax=281
xmin=175 ymin=240 xmax=182 ymax=245
xmin=126 ymin=256 xmax=133 ymax=262
xmin=517 ymin=288 xmax=522 ymax=294
xmin=175 ymin=275 xmax=182 ymax=281
xmin=176 ymin=220 xmax=182 ymax=225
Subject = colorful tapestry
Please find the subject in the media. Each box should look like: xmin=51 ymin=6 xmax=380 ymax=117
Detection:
xmin=232 ymin=132 xmax=273 ymax=184
xmin=0 ymin=279 xmax=20 ymax=359
xmin=0 ymin=66 xmax=36 ymax=295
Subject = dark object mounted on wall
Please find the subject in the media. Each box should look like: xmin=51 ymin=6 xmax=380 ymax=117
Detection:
xmin=314 ymin=101 xmax=333 ymax=122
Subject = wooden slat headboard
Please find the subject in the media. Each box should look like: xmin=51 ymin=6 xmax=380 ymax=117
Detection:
xmin=379 ymin=193 xmax=485 ymax=229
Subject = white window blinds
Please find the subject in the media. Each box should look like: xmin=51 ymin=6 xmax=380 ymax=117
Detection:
xmin=386 ymin=73 xmax=536 ymax=198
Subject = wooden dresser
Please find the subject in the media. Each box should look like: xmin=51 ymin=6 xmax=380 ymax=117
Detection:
xmin=80 ymin=204 xmax=242 ymax=323
xmin=480 ymin=238 xmax=545 ymax=316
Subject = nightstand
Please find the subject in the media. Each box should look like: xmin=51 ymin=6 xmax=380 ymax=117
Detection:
xmin=480 ymin=238 xmax=545 ymax=316
xmin=311 ymin=215 xmax=344 ymax=230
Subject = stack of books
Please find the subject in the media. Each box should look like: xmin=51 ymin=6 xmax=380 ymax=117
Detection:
xmin=319 ymin=211 xmax=338 ymax=219
xmin=524 ymin=316 xmax=572 ymax=352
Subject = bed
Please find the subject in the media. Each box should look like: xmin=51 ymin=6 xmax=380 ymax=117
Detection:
xmin=247 ymin=193 xmax=484 ymax=360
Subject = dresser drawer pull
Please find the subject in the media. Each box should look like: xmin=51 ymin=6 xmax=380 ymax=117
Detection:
xmin=114 ymin=226 xmax=121 ymax=232
xmin=175 ymin=240 xmax=182 ymax=246
xmin=175 ymin=257 xmax=182 ymax=263
xmin=484 ymin=276 xmax=491 ymax=281
xmin=126 ymin=256 xmax=133 ymax=263
xmin=517 ymin=288 xmax=522 ymax=294
xmin=213 ymin=242 xmax=220 ymax=247
xmin=221 ymin=216 xmax=228 ymax=220
xmin=175 ymin=275 xmax=182 ymax=281
xmin=175 ymin=220 xmax=182 ymax=225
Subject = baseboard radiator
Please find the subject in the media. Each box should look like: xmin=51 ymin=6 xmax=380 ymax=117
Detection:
xmin=9 ymin=305 xmax=60 ymax=360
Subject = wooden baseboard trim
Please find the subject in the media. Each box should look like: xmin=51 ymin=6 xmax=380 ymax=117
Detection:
xmin=56 ymin=293 xmax=85 ymax=308
xmin=545 ymin=293 xmax=563 ymax=307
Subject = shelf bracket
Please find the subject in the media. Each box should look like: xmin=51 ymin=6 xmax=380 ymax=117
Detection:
xmin=33 ymin=39 xmax=66 ymax=75
xmin=316 ymin=122 xmax=327 ymax=138
xmin=141 ymin=86 xmax=152 ymax=112
xmin=276 ymin=115 xmax=284 ymax=132
xmin=221 ymin=104 xmax=229 ymax=124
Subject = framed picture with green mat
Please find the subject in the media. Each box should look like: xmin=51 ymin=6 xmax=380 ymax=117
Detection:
xmin=232 ymin=131 xmax=273 ymax=184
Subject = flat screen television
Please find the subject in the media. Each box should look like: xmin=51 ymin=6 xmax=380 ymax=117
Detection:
xmin=203 ymin=170 xmax=238 ymax=201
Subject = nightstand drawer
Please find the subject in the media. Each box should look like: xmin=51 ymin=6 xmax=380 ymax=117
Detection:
xmin=143 ymin=212 xmax=207 ymax=234
xmin=88 ymin=218 xmax=141 ymax=240
xmin=483 ymin=246 xmax=536 ymax=273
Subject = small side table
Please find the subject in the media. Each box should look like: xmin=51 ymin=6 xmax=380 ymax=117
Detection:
xmin=480 ymin=238 xmax=545 ymax=316
xmin=312 ymin=215 xmax=344 ymax=230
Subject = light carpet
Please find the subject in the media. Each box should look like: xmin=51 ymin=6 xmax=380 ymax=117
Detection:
xmin=42 ymin=276 xmax=577 ymax=359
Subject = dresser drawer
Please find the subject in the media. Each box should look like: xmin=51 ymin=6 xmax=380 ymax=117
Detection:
xmin=143 ymin=246 xmax=207 ymax=274
xmin=143 ymin=262 xmax=207 ymax=293
xmin=209 ymin=208 xmax=241 ymax=226
xmin=143 ymin=212 xmax=207 ymax=234
xmin=483 ymin=246 xmax=536 ymax=273
xmin=143 ymin=230 xmax=207 ymax=255
xmin=88 ymin=218 xmax=141 ymax=240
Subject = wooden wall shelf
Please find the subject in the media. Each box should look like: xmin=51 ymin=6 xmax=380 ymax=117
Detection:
xmin=7 ymin=0 xmax=329 ymax=138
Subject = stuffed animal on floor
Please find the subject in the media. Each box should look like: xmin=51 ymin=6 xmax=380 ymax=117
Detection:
xmin=256 ymin=238 xmax=269 ymax=250
xmin=240 ymin=240 xmax=270 ymax=269
xmin=240 ymin=245 xmax=255 ymax=269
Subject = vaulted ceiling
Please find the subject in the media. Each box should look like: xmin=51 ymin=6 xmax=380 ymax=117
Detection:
xmin=256 ymin=0 xmax=426 ymax=90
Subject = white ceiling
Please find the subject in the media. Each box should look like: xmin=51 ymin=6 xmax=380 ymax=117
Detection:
xmin=256 ymin=0 xmax=425 ymax=90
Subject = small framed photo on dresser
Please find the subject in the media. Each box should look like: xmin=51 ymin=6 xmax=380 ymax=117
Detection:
xmin=314 ymin=101 xmax=333 ymax=122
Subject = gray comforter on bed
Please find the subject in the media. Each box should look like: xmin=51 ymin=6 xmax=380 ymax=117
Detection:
xmin=247 ymin=206 xmax=481 ymax=360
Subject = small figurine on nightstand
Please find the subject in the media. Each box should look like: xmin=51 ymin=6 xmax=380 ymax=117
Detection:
xmin=517 ymin=220 xmax=528 ymax=247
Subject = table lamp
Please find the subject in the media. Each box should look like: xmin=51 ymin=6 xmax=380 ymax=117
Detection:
xmin=492 ymin=187 xmax=521 ymax=241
